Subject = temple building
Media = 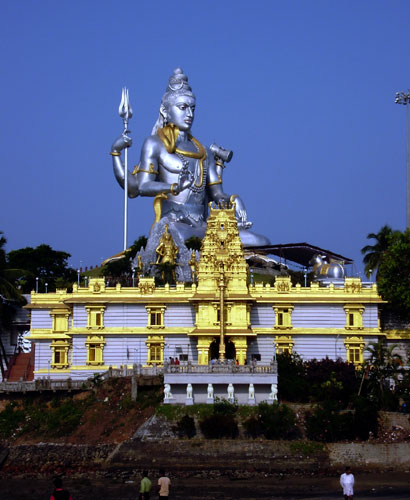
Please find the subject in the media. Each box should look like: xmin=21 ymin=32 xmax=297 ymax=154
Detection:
xmin=24 ymin=205 xmax=385 ymax=402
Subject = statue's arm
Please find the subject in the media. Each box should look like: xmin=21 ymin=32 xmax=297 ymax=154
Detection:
xmin=206 ymin=151 xmax=252 ymax=227
xmin=111 ymin=133 xmax=139 ymax=198
xmin=137 ymin=136 xmax=193 ymax=196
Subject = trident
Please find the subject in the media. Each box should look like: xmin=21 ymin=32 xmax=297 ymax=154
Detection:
xmin=119 ymin=87 xmax=133 ymax=251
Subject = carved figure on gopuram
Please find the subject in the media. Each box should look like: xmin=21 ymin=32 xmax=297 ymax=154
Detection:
xmin=110 ymin=68 xmax=270 ymax=280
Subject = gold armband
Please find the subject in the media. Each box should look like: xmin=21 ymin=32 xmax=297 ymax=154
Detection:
xmin=170 ymin=183 xmax=179 ymax=195
xmin=110 ymin=151 xmax=121 ymax=156
xmin=132 ymin=163 xmax=159 ymax=175
xmin=207 ymin=176 xmax=222 ymax=187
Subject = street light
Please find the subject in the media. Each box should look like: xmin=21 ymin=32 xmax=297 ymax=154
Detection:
xmin=395 ymin=89 xmax=410 ymax=229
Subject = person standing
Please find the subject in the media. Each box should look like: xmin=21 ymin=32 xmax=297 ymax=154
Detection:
xmin=50 ymin=477 xmax=73 ymax=500
xmin=340 ymin=466 xmax=354 ymax=500
xmin=157 ymin=468 xmax=171 ymax=499
xmin=139 ymin=470 xmax=152 ymax=500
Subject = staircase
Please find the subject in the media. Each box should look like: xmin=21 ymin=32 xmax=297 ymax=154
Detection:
xmin=6 ymin=348 xmax=35 ymax=382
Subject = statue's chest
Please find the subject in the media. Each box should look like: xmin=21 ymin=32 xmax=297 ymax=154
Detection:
xmin=159 ymin=151 xmax=207 ymax=193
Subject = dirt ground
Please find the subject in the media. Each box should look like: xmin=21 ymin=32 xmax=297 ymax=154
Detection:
xmin=0 ymin=471 xmax=409 ymax=500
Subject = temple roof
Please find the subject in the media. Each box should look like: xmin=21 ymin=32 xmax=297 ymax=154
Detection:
xmin=244 ymin=243 xmax=353 ymax=268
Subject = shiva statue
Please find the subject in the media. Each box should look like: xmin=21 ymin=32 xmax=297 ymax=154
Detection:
xmin=110 ymin=67 xmax=270 ymax=249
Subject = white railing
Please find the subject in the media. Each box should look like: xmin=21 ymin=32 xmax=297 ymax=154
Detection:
xmin=164 ymin=362 xmax=277 ymax=374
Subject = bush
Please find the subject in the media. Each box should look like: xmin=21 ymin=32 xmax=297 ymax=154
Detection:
xmin=243 ymin=402 xmax=297 ymax=439
xmin=305 ymin=400 xmax=355 ymax=442
xmin=176 ymin=415 xmax=196 ymax=438
xmin=258 ymin=402 xmax=297 ymax=439
xmin=243 ymin=416 xmax=262 ymax=438
xmin=351 ymin=396 xmax=378 ymax=439
xmin=199 ymin=414 xmax=239 ymax=439
xmin=213 ymin=398 xmax=238 ymax=416
xmin=0 ymin=402 xmax=25 ymax=439
xmin=277 ymin=352 xmax=309 ymax=402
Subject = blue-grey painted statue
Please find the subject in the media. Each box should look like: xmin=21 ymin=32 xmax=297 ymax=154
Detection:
xmin=110 ymin=67 xmax=270 ymax=248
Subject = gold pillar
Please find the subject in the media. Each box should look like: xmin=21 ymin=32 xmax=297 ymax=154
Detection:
xmin=197 ymin=336 xmax=213 ymax=365
xmin=219 ymin=264 xmax=226 ymax=361
xmin=230 ymin=336 xmax=248 ymax=365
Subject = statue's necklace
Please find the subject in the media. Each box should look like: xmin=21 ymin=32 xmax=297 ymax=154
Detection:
xmin=175 ymin=136 xmax=207 ymax=190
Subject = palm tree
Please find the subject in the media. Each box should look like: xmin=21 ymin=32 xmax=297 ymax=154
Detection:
xmin=364 ymin=339 xmax=403 ymax=407
xmin=361 ymin=225 xmax=399 ymax=279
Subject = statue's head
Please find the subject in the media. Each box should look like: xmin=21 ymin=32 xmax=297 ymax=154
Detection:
xmin=152 ymin=68 xmax=196 ymax=134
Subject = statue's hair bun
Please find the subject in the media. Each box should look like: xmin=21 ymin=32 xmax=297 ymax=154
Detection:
xmin=167 ymin=67 xmax=192 ymax=92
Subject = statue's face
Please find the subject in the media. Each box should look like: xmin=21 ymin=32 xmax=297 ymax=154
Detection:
xmin=165 ymin=95 xmax=196 ymax=132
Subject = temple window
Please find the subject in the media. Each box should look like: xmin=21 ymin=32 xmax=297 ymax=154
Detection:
xmin=50 ymin=339 xmax=70 ymax=368
xmin=344 ymin=336 xmax=365 ymax=365
xmin=274 ymin=335 xmax=294 ymax=355
xmin=146 ymin=305 xmax=166 ymax=329
xmin=273 ymin=304 xmax=294 ymax=329
xmin=344 ymin=304 xmax=364 ymax=330
xmin=50 ymin=308 xmax=70 ymax=333
xmin=146 ymin=335 xmax=164 ymax=365
xmin=85 ymin=335 xmax=105 ymax=365
xmin=86 ymin=305 xmax=106 ymax=330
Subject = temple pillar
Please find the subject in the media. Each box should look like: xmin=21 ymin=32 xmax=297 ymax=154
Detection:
xmin=197 ymin=336 xmax=213 ymax=365
xmin=230 ymin=336 xmax=248 ymax=365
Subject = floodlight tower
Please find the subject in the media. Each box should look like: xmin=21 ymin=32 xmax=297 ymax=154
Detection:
xmin=395 ymin=90 xmax=410 ymax=229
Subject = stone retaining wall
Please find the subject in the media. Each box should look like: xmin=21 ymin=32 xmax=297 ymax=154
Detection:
xmin=1 ymin=440 xmax=410 ymax=478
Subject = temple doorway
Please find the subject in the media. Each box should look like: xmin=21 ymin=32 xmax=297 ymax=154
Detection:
xmin=209 ymin=338 xmax=236 ymax=361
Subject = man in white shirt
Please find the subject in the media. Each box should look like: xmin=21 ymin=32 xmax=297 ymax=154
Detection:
xmin=340 ymin=466 xmax=354 ymax=500
xmin=157 ymin=468 xmax=171 ymax=499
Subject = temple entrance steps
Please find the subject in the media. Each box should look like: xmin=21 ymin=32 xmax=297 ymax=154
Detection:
xmin=6 ymin=350 xmax=35 ymax=382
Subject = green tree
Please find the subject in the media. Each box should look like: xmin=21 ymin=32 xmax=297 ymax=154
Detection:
xmin=361 ymin=225 xmax=399 ymax=279
xmin=363 ymin=339 xmax=402 ymax=409
xmin=102 ymin=236 xmax=147 ymax=283
xmin=7 ymin=243 xmax=76 ymax=293
xmin=377 ymin=229 xmax=410 ymax=314
xmin=0 ymin=232 xmax=27 ymax=377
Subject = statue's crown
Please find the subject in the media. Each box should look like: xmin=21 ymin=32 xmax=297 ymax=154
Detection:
xmin=167 ymin=67 xmax=192 ymax=93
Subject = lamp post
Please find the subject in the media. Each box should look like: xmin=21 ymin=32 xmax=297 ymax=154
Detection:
xmin=395 ymin=90 xmax=410 ymax=229
xmin=35 ymin=277 xmax=39 ymax=293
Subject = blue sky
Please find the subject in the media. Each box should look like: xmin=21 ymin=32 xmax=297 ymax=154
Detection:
xmin=1 ymin=0 xmax=409 ymax=277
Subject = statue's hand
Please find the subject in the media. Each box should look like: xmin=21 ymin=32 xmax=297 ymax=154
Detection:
xmin=234 ymin=195 xmax=253 ymax=229
xmin=177 ymin=168 xmax=194 ymax=193
xmin=111 ymin=131 xmax=132 ymax=152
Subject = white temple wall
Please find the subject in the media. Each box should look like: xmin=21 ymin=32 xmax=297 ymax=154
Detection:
xmin=292 ymin=305 xmax=346 ymax=328
xmin=164 ymin=305 xmax=195 ymax=327
xmin=247 ymin=335 xmax=275 ymax=363
xmin=72 ymin=305 xmax=87 ymax=328
xmin=250 ymin=305 xmax=275 ymax=327
xmin=293 ymin=335 xmax=343 ymax=361
xmin=72 ymin=335 xmax=87 ymax=366
xmin=104 ymin=304 xmax=146 ymax=327
xmin=163 ymin=334 xmax=194 ymax=362
xmin=33 ymin=340 xmax=51 ymax=371
xmin=362 ymin=305 xmax=379 ymax=328
xmin=102 ymin=335 xmax=146 ymax=367
xmin=31 ymin=309 xmax=52 ymax=329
